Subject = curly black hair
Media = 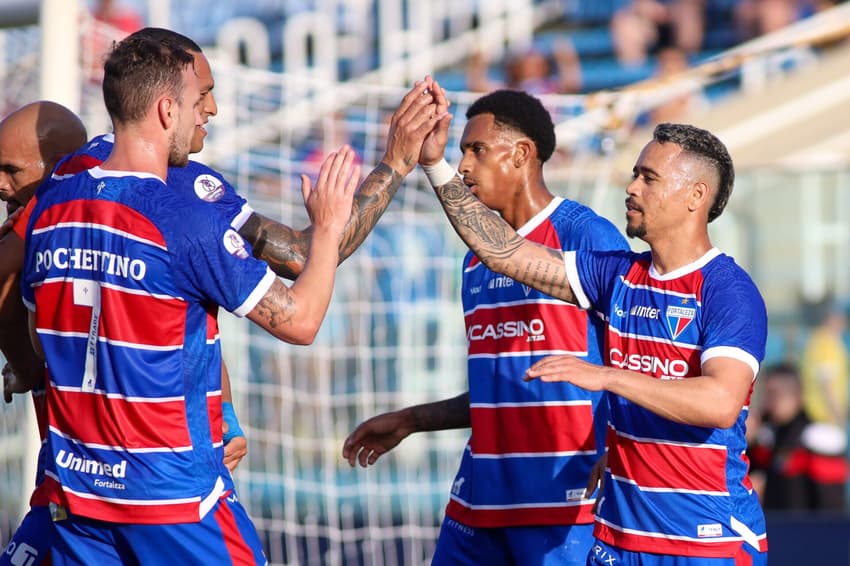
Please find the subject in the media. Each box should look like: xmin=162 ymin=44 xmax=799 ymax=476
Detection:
xmin=653 ymin=123 xmax=734 ymax=223
xmin=466 ymin=89 xmax=556 ymax=163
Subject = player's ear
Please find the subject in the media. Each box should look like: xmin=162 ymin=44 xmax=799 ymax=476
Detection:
xmin=513 ymin=138 xmax=533 ymax=168
xmin=156 ymin=96 xmax=175 ymax=130
xmin=688 ymin=180 xmax=711 ymax=214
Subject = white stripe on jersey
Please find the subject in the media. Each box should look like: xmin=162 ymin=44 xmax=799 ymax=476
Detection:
xmin=48 ymin=426 xmax=194 ymax=453
xmin=607 ymin=472 xmax=730 ymax=496
xmin=31 ymin=221 xmax=168 ymax=252
xmin=49 ymin=385 xmax=185 ymax=404
xmin=595 ymin=515 xmax=744 ymax=545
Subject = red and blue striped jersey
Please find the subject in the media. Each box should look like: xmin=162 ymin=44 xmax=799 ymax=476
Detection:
xmin=445 ymin=197 xmax=628 ymax=527
xmin=22 ymin=135 xmax=255 ymax=510
xmin=567 ymin=248 xmax=768 ymax=557
xmin=21 ymin=165 xmax=275 ymax=524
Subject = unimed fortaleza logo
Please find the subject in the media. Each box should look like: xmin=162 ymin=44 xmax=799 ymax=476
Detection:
xmin=56 ymin=449 xmax=127 ymax=478
xmin=193 ymin=174 xmax=225 ymax=202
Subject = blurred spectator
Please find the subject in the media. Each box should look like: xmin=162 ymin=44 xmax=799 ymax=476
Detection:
xmin=645 ymin=45 xmax=708 ymax=125
xmin=800 ymin=303 xmax=849 ymax=428
xmin=466 ymin=41 xmax=582 ymax=95
xmin=610 ymin=0 xmax=705 ymax=67
xmin=748 ymin=363 xmax=848 ymax=511
xmin=91 ymin=0 xmax=144 ymax=34
xmin=84 ymin=0 xmax=144 ymax=82
xmin=735 ymin=0 xmax=810 ymax=41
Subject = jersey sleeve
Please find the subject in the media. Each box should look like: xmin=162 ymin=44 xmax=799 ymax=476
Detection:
xmin=171 ymin=162 xmax=254 ymax=230
xmin=699 ymin=263 xmax=767 ymax=378
xmin=170 ymin=204 xmax=274 ymax=317
xmin=565 ymin=249 xmax=635 ymax=311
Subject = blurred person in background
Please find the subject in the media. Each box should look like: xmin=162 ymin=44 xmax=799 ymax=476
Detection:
xmin=466 ymin=42 xmax=583 ymax=95
xmin=800 ymin=302 xmax=849 ymax=429
xmin=748 ymin=363 xmax=848 ymax=510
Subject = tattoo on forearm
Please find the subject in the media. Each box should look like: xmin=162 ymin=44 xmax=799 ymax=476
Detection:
xmin=240 ymin=215 xmax=306 ymax=280
xmin=255 ymin=282 xmax=296 ymax=329
xmin=338 ymin=163 xmax=403 ymax=261
xmin=239 ymin=163 xmax=403 ymax=280
xmin=434 ymin=178 xmax=574 ymax=301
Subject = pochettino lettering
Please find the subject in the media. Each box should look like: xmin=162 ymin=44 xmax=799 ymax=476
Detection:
xmin=35 ymin=248 xmax=146 ymax=280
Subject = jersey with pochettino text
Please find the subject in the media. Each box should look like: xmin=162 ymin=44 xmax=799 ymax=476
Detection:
xmin=566 ymin=247 xmax=768 ymax=557
xmin=15 ymin=134 xmax=255 ymax=513
xmin=20 ymin=165 xmax=276 ymax=524
xmin=445 ymin=197 xmax=628 ymax=528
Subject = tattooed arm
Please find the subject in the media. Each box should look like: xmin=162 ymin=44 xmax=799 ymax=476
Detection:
xmin=246 ymin=148 xmax=358 ymax=344
xmin=239 ymin=163 xmax=404 ymax=280
xmin=342 ymin=392 xmax=470 ymax=467
xmin=240 ymin=79 xmax=439 ymax=281
xmin=433 ymin=176 xmax=577 ymax=304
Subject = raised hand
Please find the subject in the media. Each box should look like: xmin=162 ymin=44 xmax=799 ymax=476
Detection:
xmin=342 ymin=410 xmax=414 ymax=467
xmin=381 ymin=80 xmax=442 ymax=176
xmin=419 ymin=78 xmax=453 ymax=167
xmin=300 ymin=145 xmax=361 ymax=238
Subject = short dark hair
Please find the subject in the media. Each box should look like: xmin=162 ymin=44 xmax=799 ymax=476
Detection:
xmin=653 ymin=123 xmax=734 ymax=223
xmin=102 ymin=28 xmax=198 ymax=125
xmin=466 ymin=89 xmax=556 ymax=163
xmin=130 ymin=27 xmax=202 ymax=53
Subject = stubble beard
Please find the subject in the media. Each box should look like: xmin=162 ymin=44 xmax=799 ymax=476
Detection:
xmin=167 ymin=130 xmax=190 ymax=168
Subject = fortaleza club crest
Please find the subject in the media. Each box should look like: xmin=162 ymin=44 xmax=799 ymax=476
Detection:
xmin=666 ymin=301 xmax=696 ymax=339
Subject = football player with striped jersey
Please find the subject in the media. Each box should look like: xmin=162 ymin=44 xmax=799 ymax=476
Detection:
xmin=19 ymin=29 xmax=362 ymax=565
xmin=345 ymin=89 xmax=629 ymax=565
xmin=421 ymin=112 xmax=769 ymax=565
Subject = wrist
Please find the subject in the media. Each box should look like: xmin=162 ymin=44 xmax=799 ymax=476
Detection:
xmin=222 ymin=401 xmax=245 ymax=443
xmin=421 ymin=158 xmax=456 ymax=187
xmin=380 ymin=156 xmax=411 ymax=177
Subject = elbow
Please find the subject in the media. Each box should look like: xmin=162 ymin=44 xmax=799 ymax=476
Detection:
xmin=280 ymin=318 xmax=322 ymax=346
xmin=704 ymin=404 xmax=741 ymax=429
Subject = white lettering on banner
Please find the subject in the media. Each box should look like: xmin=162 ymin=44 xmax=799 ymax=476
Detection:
xmin=467 ymin=319 xmax=545 ymax=342
xmin=56 ymin=449 xmax=128 ymax=478
xmin=35 ymin=248 xmax=146 ymax=281
xmin=609 ymin=348 xmax=689 ymax=377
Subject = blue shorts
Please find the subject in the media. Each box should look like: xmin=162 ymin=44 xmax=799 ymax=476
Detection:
xmin=1 ymin=506 xmax=51 ymax=566
xmin=587 ymin=538 xmax=767 ymax=566
xmin=50 ymin=491 xmax=266 ymax=566
xmin=431 ymin=516 xmax=595 ymax=565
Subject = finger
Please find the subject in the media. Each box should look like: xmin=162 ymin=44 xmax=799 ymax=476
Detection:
xmin=431 ymin=80 xmax=450 ymax=116
xmin=325 ymin=146 xmax=349 ymax=191
xmin=395 ymin=90 xmax=437 ymax=128
xmin=344 ymin=164 xmax=362 ymax=198
xmin=332 ymin=146 xmax=355 ymax=192
xmin=300 ymin=174 xmax=312 ymax=205
xmin=317 ymin=151 xmax=338 ymax=194
xmin=358 ymin=446 xmax=372 ymax=468
xmin=392 ymin=80 xmax=427 ymax=125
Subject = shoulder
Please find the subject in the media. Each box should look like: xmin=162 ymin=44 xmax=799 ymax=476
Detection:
xmin=167 ymin=161 xmax=235 ymax=204
xmin=551 ymin=199 xmax=628 ymax=251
